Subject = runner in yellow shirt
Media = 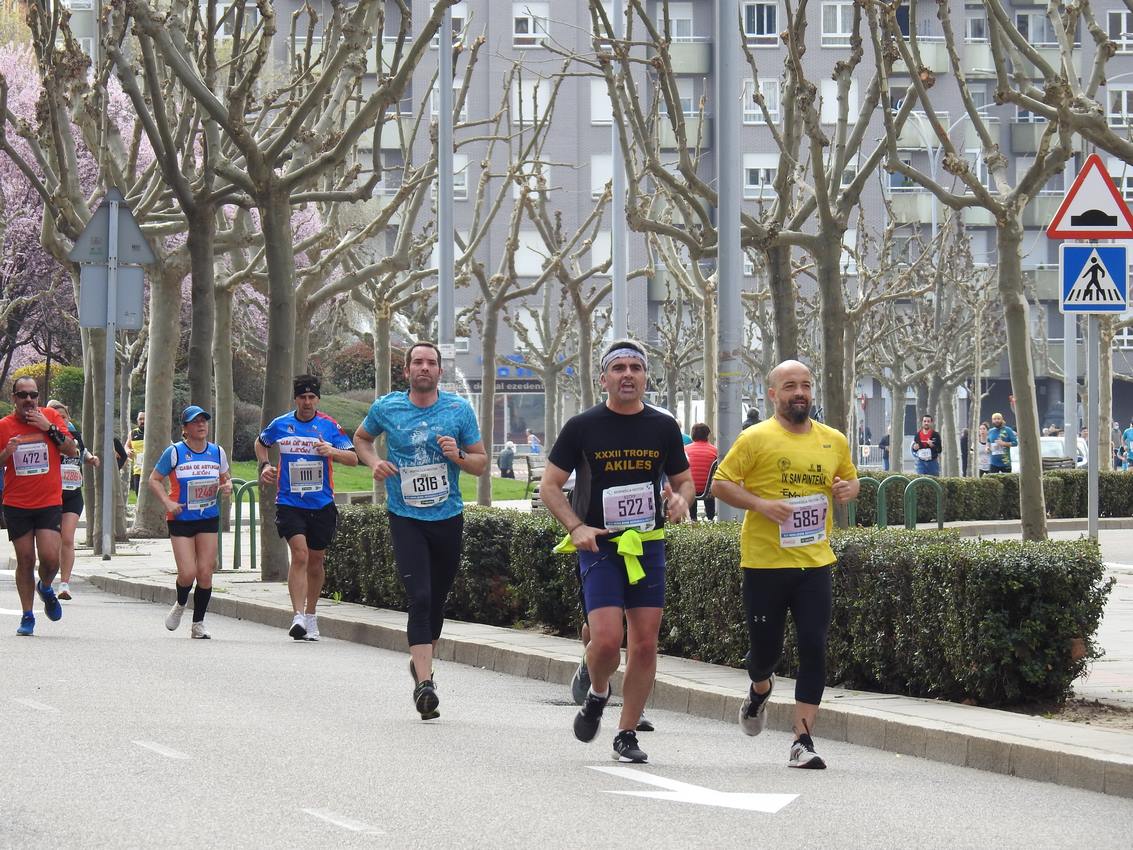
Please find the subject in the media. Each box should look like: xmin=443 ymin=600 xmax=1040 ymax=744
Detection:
xmin=713 ymin=360 xmax=859 ymax=769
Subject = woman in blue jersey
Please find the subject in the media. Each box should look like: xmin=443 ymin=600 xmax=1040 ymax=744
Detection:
xmin=148 ymin=405 xmax=232 ymax=639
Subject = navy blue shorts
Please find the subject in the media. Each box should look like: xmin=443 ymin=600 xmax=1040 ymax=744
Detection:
xmin=578 ymin=537 xmax=666 ymax=614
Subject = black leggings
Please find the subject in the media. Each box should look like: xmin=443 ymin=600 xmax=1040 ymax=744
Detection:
xmin=388 ymin=512 xmax=464 ymax=646
xmin=743 ymin=565 xmax=833 ymax=705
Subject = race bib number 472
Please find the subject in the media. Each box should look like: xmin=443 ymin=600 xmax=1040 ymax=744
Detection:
xmin=13 ymin=441 xmax=49 ymax=477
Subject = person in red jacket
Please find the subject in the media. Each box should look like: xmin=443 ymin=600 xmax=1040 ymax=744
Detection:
xmin=0 ymin=377 xmax=78 ymax=636
xmin=685 ymin=422 xmax=719 ymax=521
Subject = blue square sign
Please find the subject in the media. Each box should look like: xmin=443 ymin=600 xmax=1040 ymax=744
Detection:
xmin=1060 ymin=244 xmax=1127 ymax=313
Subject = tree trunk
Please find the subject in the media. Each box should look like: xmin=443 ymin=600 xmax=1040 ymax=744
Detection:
xmin=664 ymin=366 xmax=678 ymax=413
xmin=476 ymin=307 xmax=500 ymax=506
xmin=702 ymin=292 xmax=717 ymax=437
xmin=214 ymin=287 xmax=235 ymax=529
xmin=544 ymin=368 xmax=559 ymax=450
xmin=939 ymin=386 xmax=959 ymax=477
xmin=884 ymin=379 xmax=904 ymax=474
xmin=186 ymin=206 xmax=216 ymax=407
xmin=294 ymin=300 xmax=312 ymax=375
xmin=576 ymin=302 xmax=596 ymax=409
xmin=372 ymin=302 xmax=392 ymax=504
xmin=997 ymin=218 xmax=1046 ymax=540
xmin=133 ymin=268 xmax=182 ymax=537
xmin=816 ymin=241 xmax=849 ymax=433
xmin=258 ymin=188 xmax=299 ymax=581
xmin=766 ymin=244 xmax=798 ymax=361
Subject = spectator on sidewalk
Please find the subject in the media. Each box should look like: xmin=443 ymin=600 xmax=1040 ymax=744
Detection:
xmin=498 ymin=441 xmax=516 ymax=479
xmin=127 ymin=411 xmax=145 ymax=495
xmin=685 ymin=423 xmax=718 ymax=522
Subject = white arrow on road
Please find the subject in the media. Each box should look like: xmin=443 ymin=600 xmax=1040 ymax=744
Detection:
xmin=589 ymin=766 xmax=798 ymax=813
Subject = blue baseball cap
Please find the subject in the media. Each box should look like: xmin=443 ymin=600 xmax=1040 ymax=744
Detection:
xmin=181 ymin=405 xmax=212 ymax=424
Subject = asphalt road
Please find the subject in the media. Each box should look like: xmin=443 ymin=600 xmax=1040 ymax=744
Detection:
xmin=1 ymin=572 xmax=1131 ymax=850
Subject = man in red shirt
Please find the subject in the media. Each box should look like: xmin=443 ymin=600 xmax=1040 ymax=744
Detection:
xmin=685 ymin=422 xmax=719 ymax=521
xmin=0 ymin=377 xmax=77 ymax=635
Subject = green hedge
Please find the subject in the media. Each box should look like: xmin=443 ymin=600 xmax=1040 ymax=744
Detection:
xmin=323 ymin=507 xmax=1114 ymax=706
xmin=852 ymin=469 xmax=1133 ymax=525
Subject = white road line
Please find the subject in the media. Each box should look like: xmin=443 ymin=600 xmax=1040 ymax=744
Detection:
xmin=12 ymin=698 xmax=58 ymax=713
xmin=132 ymin=741 xmax=191 ymax=760
xmin=0 ymin=608 xmax=25 ymax=616
xmin=302 ymin=809 xmax=384 ymax=835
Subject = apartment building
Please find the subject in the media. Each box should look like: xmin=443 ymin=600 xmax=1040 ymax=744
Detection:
xmin=59 ymin=1 xmax=1133 ymax=443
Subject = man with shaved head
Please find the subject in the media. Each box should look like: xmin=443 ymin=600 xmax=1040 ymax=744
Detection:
xmin=713 ymin=360 xmax=859 ymax=769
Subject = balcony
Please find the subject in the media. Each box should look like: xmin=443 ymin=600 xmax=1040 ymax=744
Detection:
xmin=667 ymin=40 xmax=712 ymax=75
xmin=1023 ymin=265 xmax=1059 ymax=300
xmin=963 ymin=42 xmax=995 ymax=77
xmin=1022 ymin=194 xmax=1063 ymax=229
xmin=888 ymin=191 xmax=938 ymax=224
xmin=379 ymin=116 xmax=415 ymax=150
xmin=892 ymin=40 xmax=950 ymax=75
xmin=648 ymin=267 xmax=677 ymax=301
xmin=1010 ymin=121 xmax=1049 ymax=155
xmin=963 ymin=206 xmax=996 ymax=227
xmin=657 ymin=114 xmax=712 ymax=150
xmin=895 ymin=113 xmax=948 ymax=149
xmin=337 ymin=192 xmax=403 ymax=228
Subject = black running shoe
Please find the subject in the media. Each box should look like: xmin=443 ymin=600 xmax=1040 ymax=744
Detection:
xmin=573 ymin=689 xmax=608 ymax=742
xmin=636 ymin=712 xmax=655 ymax=732
xmin=788 ymin=733 xmax=826 ymax=769
xmin=612 ymin=730 xmax=648 ymax=763
xmin=413 ymin=679 xmax=440 ymax=719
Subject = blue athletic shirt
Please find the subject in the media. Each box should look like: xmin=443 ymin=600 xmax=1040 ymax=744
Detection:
xmin=258 ymin=411 xmax=354 ymax=509
xmin=360 ymin=390 xmax=480 ymax=520
xmin=154 ymin=441 xmax=229 ymax=521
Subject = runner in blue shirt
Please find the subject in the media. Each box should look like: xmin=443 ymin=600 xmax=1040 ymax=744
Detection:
xmin=257 ymin=375 xmax=358 ymax=641
xmin=354 ymin=342 xmax=489 ymax=720
xmin=149 ymin=406 xmax=232 ymax=639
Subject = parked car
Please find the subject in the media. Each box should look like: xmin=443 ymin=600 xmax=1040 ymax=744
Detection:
xmin=1010 ymin=436 xmax=1088 ymax=473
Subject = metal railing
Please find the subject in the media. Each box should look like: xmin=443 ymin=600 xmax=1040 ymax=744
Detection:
xmin=219 ymin=479 xmax=259 ymax=571
xmin=848 ymin=475 xmax=944 ymax=530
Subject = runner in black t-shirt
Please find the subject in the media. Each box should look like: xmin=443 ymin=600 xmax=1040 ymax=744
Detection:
xmin=541 ymin=339 xmax=694 ymax=764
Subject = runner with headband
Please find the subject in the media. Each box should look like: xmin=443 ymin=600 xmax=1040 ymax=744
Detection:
xmin=541 ymin=339 xmax=693 ymax=764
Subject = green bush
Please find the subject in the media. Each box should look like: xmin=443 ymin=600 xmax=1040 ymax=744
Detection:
xmin=323 ymin=508 xmax=1114 ymax=706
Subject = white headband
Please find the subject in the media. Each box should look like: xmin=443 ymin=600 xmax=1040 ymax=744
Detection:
xmin=601 ymin=347 xmax=648 ymax=371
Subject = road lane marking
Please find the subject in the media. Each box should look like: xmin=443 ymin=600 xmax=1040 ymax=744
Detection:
xmin=12 ymin=698 xmax=58 ymax=712
xmin=133 ymin=741 xmax=191 ymax=760
xmin=0 ymin=608 xmax=25 ymax=616
xmin=589 ymin=766 xmax=798 ymax=813
xmin=302 ymin=809 xmax=385 ymax=835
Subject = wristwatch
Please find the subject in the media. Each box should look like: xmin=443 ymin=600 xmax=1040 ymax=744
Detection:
xmin=457 ymin=449 xmax=466 ymax=460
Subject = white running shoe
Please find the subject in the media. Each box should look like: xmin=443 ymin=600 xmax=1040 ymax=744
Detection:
xmin=304 ymin=613 xmax=320 ymax=641
xmin=190 ymin=621 xmax=211 ymax=640
xmin=165 ymin=602 xmax=186 ymax=631
xmin=58 ymin=582 xmax=72 ymax=601
xmin=788 ymin=733 xmax=826 ymax=769
xmin=739 ymin=675 xmax=774 ymax=737
xmin=289 ymin=612 xmax=307 ymax=640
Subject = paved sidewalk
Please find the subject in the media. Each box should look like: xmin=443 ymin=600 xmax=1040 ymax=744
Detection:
xmin=4 ymin=526 xmax=1133 ymax=799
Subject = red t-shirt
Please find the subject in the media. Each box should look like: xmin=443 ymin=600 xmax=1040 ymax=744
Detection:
xmin=684 ymin=439 xmax=719 ymax=494
xmin=0 ymin=407 xmax=69 ymax=509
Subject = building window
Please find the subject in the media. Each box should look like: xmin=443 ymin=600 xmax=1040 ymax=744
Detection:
xmin=1110 ymin=11 xmax=1133 ymax=53
xmin=1015 ymin=10 xmax=1057 ymax=47
xmin=743 ymin=253 xmax=755 ymax=276
xmin=431 ymin=80 xmax=469 ymax=123
xmin=743 ymin=2 xmax=778 ymax=47
xmin=511 ymin=77 xmax=550 ymax=125
xmin=591 ymin=153 xmax=613 ymax=198
xmin=895 ymin=3 xmax=910 ymax=37
xmin=743 ymin=78 xmax=780 ymax=124
xmin=966 ymin=150 xmax=991 ymax=190
xmin=591 ymin=78 xmax=614 ymax=124
xmin=659 ymin=77 xmax=695 ymax=116
xmin=657 ymin=2 xmax=694 ymax=41
xmin=743 ymin=154 xmax=778 ymax=199
xmin=432 ymin=154 xmax=469 ymax=200
xmin=1114 ymin=327 xmax=1133 ymax=350
xmin=1108 ymin=86 xmax=1133 ymax=127
xmin=513 ymin=2 xmax=550 ymax=48
xmin=821 ymin=1 xmax=854 ymax=47
xmin=455 ymin=337 xmax=470 ymax=354
xmin=431 ymin=2 xmax=466 ymax=46
xmin=1015 ymin=105 xmax=1046 ymax=124
xmin=841 ymin=166 xmax=857 ymax=188
xmin=888 ymin=157 xmax=916 ymax=192
xmin=211 ymin=3 xmax=261 ymax=38
xmin=820 ymin=78 xmax=859 ymax=125
xmin=965 ymin=6 xmax=987 ymax=42
xmin=841 ymin=229 xmax=858 ymax=275
xmin=1108 ymin=158 xmax=1133 ymax=201
xmin=65 ymin=0 xmax=94 ymax=9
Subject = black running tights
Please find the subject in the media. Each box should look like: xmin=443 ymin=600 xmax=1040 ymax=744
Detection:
xmin=742 ymin=565 xmax=833 ymax=706
xmin=388 ymin=512 xmax=464 ymax=647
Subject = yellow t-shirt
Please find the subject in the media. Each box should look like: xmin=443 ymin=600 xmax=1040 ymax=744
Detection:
xmin=714 ymin=417 xmax=857 ymax=569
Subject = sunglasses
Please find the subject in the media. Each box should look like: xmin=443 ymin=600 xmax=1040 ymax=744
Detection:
xmin=14 ymin=391 xmax=39 ymax=400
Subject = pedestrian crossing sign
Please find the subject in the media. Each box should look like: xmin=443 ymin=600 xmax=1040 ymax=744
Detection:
xmin=1059 ymin=244 xmax=1127 ymax=313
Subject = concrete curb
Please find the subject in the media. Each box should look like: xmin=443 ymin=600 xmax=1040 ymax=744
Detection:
xmin=86 ymin=570 xmax=1133 ymax=800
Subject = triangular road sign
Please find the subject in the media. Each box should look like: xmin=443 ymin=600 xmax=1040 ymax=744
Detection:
xmin=68 ymin=187 xmax=156 ymax=265
xmin=1047 ymin=154 xmax=1133 ymax=239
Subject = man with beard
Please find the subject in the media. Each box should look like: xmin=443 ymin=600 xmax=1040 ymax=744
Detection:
xmin=354 ymin=342 xmax=488 ymax=720
xmin=540 ymin=339 xmax=694 ymax=764
xmin=712 ymin=360 xmax=858 ymax=769
xmin=0 ymin=377 xmax=78 ymax=635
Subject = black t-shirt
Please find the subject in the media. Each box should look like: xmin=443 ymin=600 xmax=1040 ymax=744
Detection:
xmin=548 ymin=403 xmax=689 ymax=530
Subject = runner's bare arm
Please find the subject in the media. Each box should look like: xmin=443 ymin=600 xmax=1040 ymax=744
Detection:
xmin=148 ymin=470 xmax=181 ymax=515
xmin=438 ymin=435 xmax=489 ymax=475
xmin=353 ymin=425 xmax=398 ymax=481
xmin=541 ymin=461 xmax=608 ymax=553
xmin=712 ymin=479 xmax=794 ymax=523
xmin=255 ymin=438 xmax=277 ymax=485
xmin=663 ymin=469 xmax=695 ymax=522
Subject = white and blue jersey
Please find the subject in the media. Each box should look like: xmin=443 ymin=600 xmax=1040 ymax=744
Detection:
xmin=360 ymin=390 xmax=480 ymax=520
xmin=258 ymin=411 xmax=354 ymax=509
xmin=154 ymin=441 xmax=229 ymax=521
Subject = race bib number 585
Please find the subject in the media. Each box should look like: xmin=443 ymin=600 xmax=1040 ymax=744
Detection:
xmin=779 ymin=494 xmax=828 ymax=549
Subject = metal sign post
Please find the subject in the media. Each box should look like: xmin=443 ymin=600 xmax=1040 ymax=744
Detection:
xmin=1087 ymin=317 xmax=1100 ymax=541
xmin=69 ymin=188 xmax=155 ymax=559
